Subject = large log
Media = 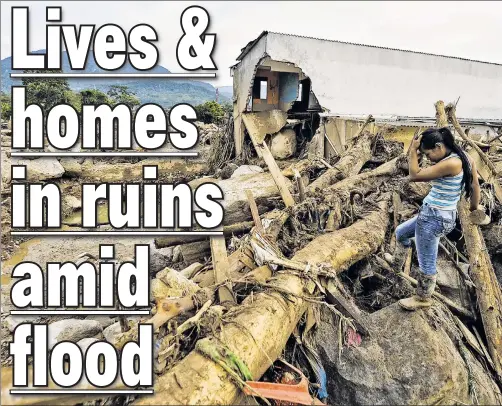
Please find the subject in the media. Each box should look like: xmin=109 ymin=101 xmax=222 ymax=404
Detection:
xmin=134 ymin=201 xmax=390 ymax=405
xmin=307 ymin=132 xmax=373 ymax=193
xmin=458 ymin=201 xmax=502 ymax=380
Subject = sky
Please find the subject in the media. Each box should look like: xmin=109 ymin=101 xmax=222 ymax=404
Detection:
xmin=1 ymin=1 xmax=502 ymax=87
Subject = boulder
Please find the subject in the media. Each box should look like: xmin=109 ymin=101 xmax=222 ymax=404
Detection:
xmin=16 ymin=158 xmax=65 ymax=181
xmin=230 ymin=165 xmax=264 ymax=178
xmin=85 ymin=315 xmax=115 ymax=329
xmin=270 ymin=128 xmax=297 ymax=159
xmin=48 ymin=319 xmax=102 ymax=349
xmin=76 ymin=337 xmax=100 ymax=353
xmin=59 ymin=158 xmax=82 ymax=177
xmin=311 ymin=303 xmax=501 ymax=405
xmin=149 ymin=242 xmax=168 ymax=274
xmin=103 ymin=322 xmax=123 ymax=346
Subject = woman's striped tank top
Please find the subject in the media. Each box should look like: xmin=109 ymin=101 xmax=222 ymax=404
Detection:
xmin=423 ymin=153 xmax=463 ymax=211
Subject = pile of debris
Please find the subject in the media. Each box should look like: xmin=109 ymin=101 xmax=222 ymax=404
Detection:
xmin=1 ymin=101 xmax=502 ymax=405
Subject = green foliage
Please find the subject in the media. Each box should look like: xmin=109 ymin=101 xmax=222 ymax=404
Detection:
xmin=1 ymin=92 xmax=12 ymax=121
xmin=221 ymin=101 xmax=233 ymax=116
xmin=80 ymin=89 xmax=110 ymax=106
xmin=194 ymin=100 xmax=229 ymax=124
xmin=107 ymin=85 xmax=140 ymax=108
xmin=22 ymin=70 xmax=70 ymax=112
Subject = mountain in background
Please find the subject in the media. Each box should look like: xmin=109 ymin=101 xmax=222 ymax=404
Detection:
xmin=1 ymin=50 xmax=230 ymax=107
xmin=217 ymin=86 xmax=233 ymax=100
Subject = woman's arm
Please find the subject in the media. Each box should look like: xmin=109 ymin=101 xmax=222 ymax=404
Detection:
xmin=469 ymin=159 xmax=481 ymax=211
xmin=408 ymin=147 xmax=460 ymax=182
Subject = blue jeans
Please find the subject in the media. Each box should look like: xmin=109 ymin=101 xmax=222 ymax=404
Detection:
xmin=395 ymin=203 xmax=456 ymax=275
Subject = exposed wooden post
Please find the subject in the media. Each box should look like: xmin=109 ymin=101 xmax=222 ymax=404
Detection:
xmin=434 ymin=100 xmax=448 ymax=128
xmin=245 ymin=189 xmax=265 ymax=234
xmin=294 ymin=169 xmax=306 ymax=202
xmin=210 ymin=236 xmax=235 ymax=304
xmin=242 ymin=114 xmax=295 ymax=207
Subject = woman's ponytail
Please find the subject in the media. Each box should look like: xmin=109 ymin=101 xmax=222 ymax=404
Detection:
xmin=437 ymin=127 xmax=473 ymax=198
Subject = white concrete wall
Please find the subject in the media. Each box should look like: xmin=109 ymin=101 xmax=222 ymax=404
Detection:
xmin=257 ymin=33 xmax=502 ymax=120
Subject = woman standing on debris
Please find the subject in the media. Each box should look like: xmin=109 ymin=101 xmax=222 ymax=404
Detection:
xmin=395 ymin=127 xmax=480 ymax=310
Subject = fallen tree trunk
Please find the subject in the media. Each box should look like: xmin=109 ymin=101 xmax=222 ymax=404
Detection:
xmin=445 ymin=103 xmax=500 ymax=177
xmin=458 ymin=201 xmax=502 ymax=380
xmin=307 ymin=132 xmax=373 ymax=193
xmin=294 ymin=200 xmax=389 ymax=270
xmin=134 ymin=202 xmax=390 ymax=405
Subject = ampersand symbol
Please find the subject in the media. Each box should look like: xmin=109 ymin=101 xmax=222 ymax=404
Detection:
xmin=177 ymin=6 xmax=216 ymax=70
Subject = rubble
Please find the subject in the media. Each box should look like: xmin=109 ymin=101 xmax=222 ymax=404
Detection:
xmin=270 ymin=128 xmax=297 ymax=159
xmin=2 ymin=100 xmax=502 ymax=406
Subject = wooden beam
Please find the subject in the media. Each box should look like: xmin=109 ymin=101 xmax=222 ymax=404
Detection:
xmin=242 ymin=114 xmax=295 ymax=207
xmin=325 ymin=279 xmax=371 ymax=336
xmin=245 ymin=189 xmax=265 ymax=234
xmin=210 ymin=236 xmax=235 ymax=304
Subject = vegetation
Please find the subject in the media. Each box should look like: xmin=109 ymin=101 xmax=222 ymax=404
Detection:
xmin=22 ymin=70 xmax=72 ymax=112
xmin=80 ymin=89 xmax=110 ymax=106
xmin=107 ymin=85 xmax=140 ymax=109
xmin=0 ymin=72 xmax=141 ymax=122
xmin=1 ymin=92 xmax=12 ymax=121
xmin=194 ymin=100 xmax=232 ymax=124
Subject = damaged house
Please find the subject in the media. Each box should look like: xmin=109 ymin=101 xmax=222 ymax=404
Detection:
xmin=231 ymin=31 xmax=502 ymax=158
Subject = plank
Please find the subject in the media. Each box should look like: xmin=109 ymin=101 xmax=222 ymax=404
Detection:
xmin=210 ymin=236 xmax=235 ymax=304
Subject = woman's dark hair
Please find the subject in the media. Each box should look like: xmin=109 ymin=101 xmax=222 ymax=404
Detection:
xmin=420 ymin=127 xmax=473 ymax=198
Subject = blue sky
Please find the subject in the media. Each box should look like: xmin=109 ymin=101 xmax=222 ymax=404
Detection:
xmin=2 ymin=1 xmax=502 ymax=86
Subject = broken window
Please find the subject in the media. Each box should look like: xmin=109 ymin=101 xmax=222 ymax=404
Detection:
xmin=297 ymin=83 xmax=303 ymax=101
xmin=260 ymin=81 xmax=267 ymax=100
xmin=253 ymin=77 xmax=268 ymax=100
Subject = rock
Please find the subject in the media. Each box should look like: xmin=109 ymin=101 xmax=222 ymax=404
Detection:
xmin=311 ymin=303 xmax=501 ymax=405
xmin=62 ymin=194 xmax=82 ymax=218
xmin=59 ymin=158 xmax=82 ymax=177
xmin=180 ymin=262 xmax=204 ymax=279
xmin=103 ymin=322 xmax=123 ymax=346
xmin=384 ymin=252 xmax=394 ymax=264
xmin=172 ymin=245 xmax=182 ymax=263
xmin=151 ymin=278 xmax=171 ymax=300
xmin=48 ymin=319 xmax=102 ymax=349
xmin=149 ymin=242 xmax=168 ymax=274
xmin=156 ymin=246 xmax=174 ymax=261
xmin=85 ymin=315 xmax=115 ymax=329
xmin=76 ymin=337 xmax=99 ymax=352
xmin=4 ymin=315 xmax=40 ymax=332
xmin=14 ymin=158 xmax=65 ymax=181
xmin=220 ymin=163 xmax=239 ymax=179
xmin=270 ymin=128 xmax=297 ymax=159
xmin=63 ymin=195 xmax=81 ymax=211
xmin=230 ymin=165 xmax=264 ymax=178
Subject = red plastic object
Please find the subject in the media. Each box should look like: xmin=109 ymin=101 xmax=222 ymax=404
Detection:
xmin=346 ymin=327 xmax=362 ymax=347
xmin=243 ymin=360 xmax=325 ymax=405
